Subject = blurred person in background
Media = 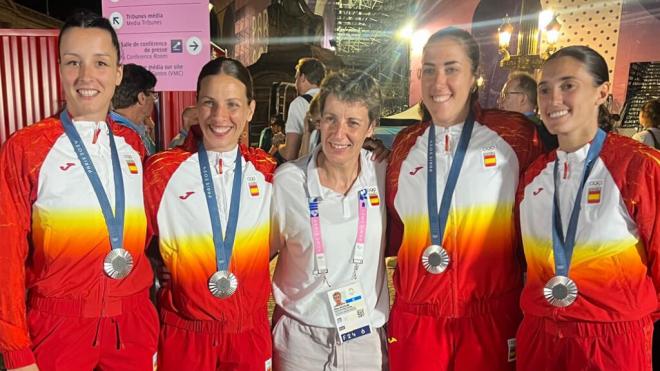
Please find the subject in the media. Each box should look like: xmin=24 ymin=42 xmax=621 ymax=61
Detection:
xmin=112 ymin=63 xmax=159 ymax=155
xmin=632 ymin=97 xmax=660 ymax=149
xmin=498 ymin=71 xmax=558 ymax=152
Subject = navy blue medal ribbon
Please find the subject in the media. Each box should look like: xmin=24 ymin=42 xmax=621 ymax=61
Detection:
xmin=427 ymin=110 xmax=476 ymax=246
xmin=551 ymin=129 xmax=606 ymax=277
xmin=197 ymin=141 xmax=243 ymax=272
xmin=60 ymin=111 xmax=125 ymax=251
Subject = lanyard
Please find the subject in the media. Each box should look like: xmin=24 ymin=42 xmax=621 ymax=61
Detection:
xmin=197 ymin=141 xmax=243 ymax=272
xmin=427 ymin=111 xmax=475 ymax=246
xmin=308 ymin=189 xmax=369 ymax=279
xmin=551 ymin=129 xmax=606 ymax=277
xmin=60 ymin=111 xmax=125 ymax=251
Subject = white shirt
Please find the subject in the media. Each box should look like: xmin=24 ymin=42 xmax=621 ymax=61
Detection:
xmin=207 ymin=146 xmax=241 ymax=234
xmin=285 ymin=88 xmax=320 ymax=135
xmin=632 ymin=127 xmax=660 ymax=149
xmin=271 ymin=147 xmax=390 ymax=328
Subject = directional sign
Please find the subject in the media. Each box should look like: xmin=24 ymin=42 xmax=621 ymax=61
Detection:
xmin=110 ymin=12 xmax=123 ymax=29
xmin=186 ymin=36 xmax=202 ymax=55
xmin=102 ymin=0 xmax=210 ymax=91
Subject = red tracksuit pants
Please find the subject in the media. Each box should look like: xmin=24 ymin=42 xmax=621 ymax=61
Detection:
xmin=157 ymin=309 xmax=272 ymax=371
xmin=387 ymin=295 xmax=521 ymax=371
xmin=516 ymin=315 xmax=653 ymax=371
xmin=28 ymin=290 xmax=159 ymax=371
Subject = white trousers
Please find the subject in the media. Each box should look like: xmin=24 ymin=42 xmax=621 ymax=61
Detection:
xmin=272 ymin=311 xmax=388 ymax=371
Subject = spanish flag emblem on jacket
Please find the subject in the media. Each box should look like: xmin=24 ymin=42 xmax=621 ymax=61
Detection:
xmin=368 ymin=188 xmax=380 ymax=206
xmin=125 ymin=155 xmax=139 ymax=174
xmin=482 ymin=152 xmax=497 ymax=168
xmin=587 ymin=187 xmax=601 ymax=204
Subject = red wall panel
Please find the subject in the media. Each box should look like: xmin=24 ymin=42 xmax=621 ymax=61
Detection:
xmin=0 ymin=29 xmax=61 ymax=144
xmin=159 ymin=90 xmax=197 ymax=147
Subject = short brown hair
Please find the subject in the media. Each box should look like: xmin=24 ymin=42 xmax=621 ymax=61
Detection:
xmin=318 ymin=70 xmax=381 ymax=124
xmin=296 ymin=58 xmax=326 ymax=86
xmin=507 ymin=71 xmax=537 ymax=109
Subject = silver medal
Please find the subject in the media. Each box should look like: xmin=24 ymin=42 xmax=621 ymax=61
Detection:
xmin=543 ymin=275 xmax=578 ymax=307
xmin=208 ymin=271 xmax=238 ymax=298
xmin=421 ymin=245 xmax=450 ymax=274
xmin=103 ymin=248 xmax=134 ymax=279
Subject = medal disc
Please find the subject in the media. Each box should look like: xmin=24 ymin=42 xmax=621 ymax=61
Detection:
xmin=421 ymin=245 xmax=450 ymax=274
xmin=543 ymin=275 xmax=578 ymax=307
xmin=103 ymin=248 xmax=134 ymax=279
xmin=208 ymin=271 xmax=238 ymax=298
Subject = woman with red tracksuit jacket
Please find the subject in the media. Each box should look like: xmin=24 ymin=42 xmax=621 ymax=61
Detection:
xmin=516 ymin=45 xmax=660 ymax=370
xmin=0 ymin=10 xmax=158 ymax=371
xmin=144 ymin=57 xmax=276 ymax=371
xmin=386 ymin=27 xmax=543 ymax=371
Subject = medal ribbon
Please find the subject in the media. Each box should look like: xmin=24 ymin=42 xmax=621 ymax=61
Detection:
xmin=60 ymin=111 xmax=125 ymax=251
xmin=308 ymin=189 xmax=369 ymax=276
xmin=427 ymin=110 xmax=475 ymax=246
xmin=551 ymin=129 xmax=606 ymax=277
xmin=198 ymin=141 xmax=242 ymax=272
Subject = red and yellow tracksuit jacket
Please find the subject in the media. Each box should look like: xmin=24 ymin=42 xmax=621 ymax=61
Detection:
xmin=144 ymin=143 xmax=276 ymax=324
xmin=0 ymin=116 xmax=150 ymax=368
xmin=387 ymin=106 xmax=542 ymax=315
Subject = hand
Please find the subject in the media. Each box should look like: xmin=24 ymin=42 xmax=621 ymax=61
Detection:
xmin=272 ymin=132 xmax=286 ymax=146
xmin=362 ymin=137 xmax=390 ymax=163
xmin=10 ymin=364 xmax=40 ymax=371
xmin=143 ymin=117 xmax=156 ymax=138
xmin=181 ymin=106 xmax=199 ymax=131
xmin=156 ymin=264 xmax=171 ymax=288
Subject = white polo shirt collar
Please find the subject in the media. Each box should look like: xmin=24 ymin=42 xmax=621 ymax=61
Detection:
xmin=305 ymin=145 xmax=373 ymax=200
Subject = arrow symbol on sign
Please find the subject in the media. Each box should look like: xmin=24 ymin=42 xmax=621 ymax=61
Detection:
xmin=113 ymin=16 xmax=120 ymax=25
xmin=189 ymin=40 xmax=199 ymax=51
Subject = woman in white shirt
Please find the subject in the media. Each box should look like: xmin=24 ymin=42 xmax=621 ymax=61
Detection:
xmin=270 ymin=70 xmax=389 ymax=371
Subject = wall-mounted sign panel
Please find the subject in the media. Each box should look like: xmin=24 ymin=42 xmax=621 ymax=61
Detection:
xmin=102 ymin=0 xmax=210 ymax=91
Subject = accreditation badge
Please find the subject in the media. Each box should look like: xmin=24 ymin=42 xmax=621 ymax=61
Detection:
xmin=327 ymin=281 xmax=372 ymax=343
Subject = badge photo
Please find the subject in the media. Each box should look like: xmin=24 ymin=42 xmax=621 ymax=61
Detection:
xmin=481 ymin=146 xmax=497 ymax=168
xmin=327 ymin=282 xmax=372 ymax=343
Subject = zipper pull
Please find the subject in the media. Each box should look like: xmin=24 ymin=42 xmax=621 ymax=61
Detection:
xmin=216 ymin=157 xmax=223 ymax=175
xmin=92 ymin=122 xmax=101 ymax=144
